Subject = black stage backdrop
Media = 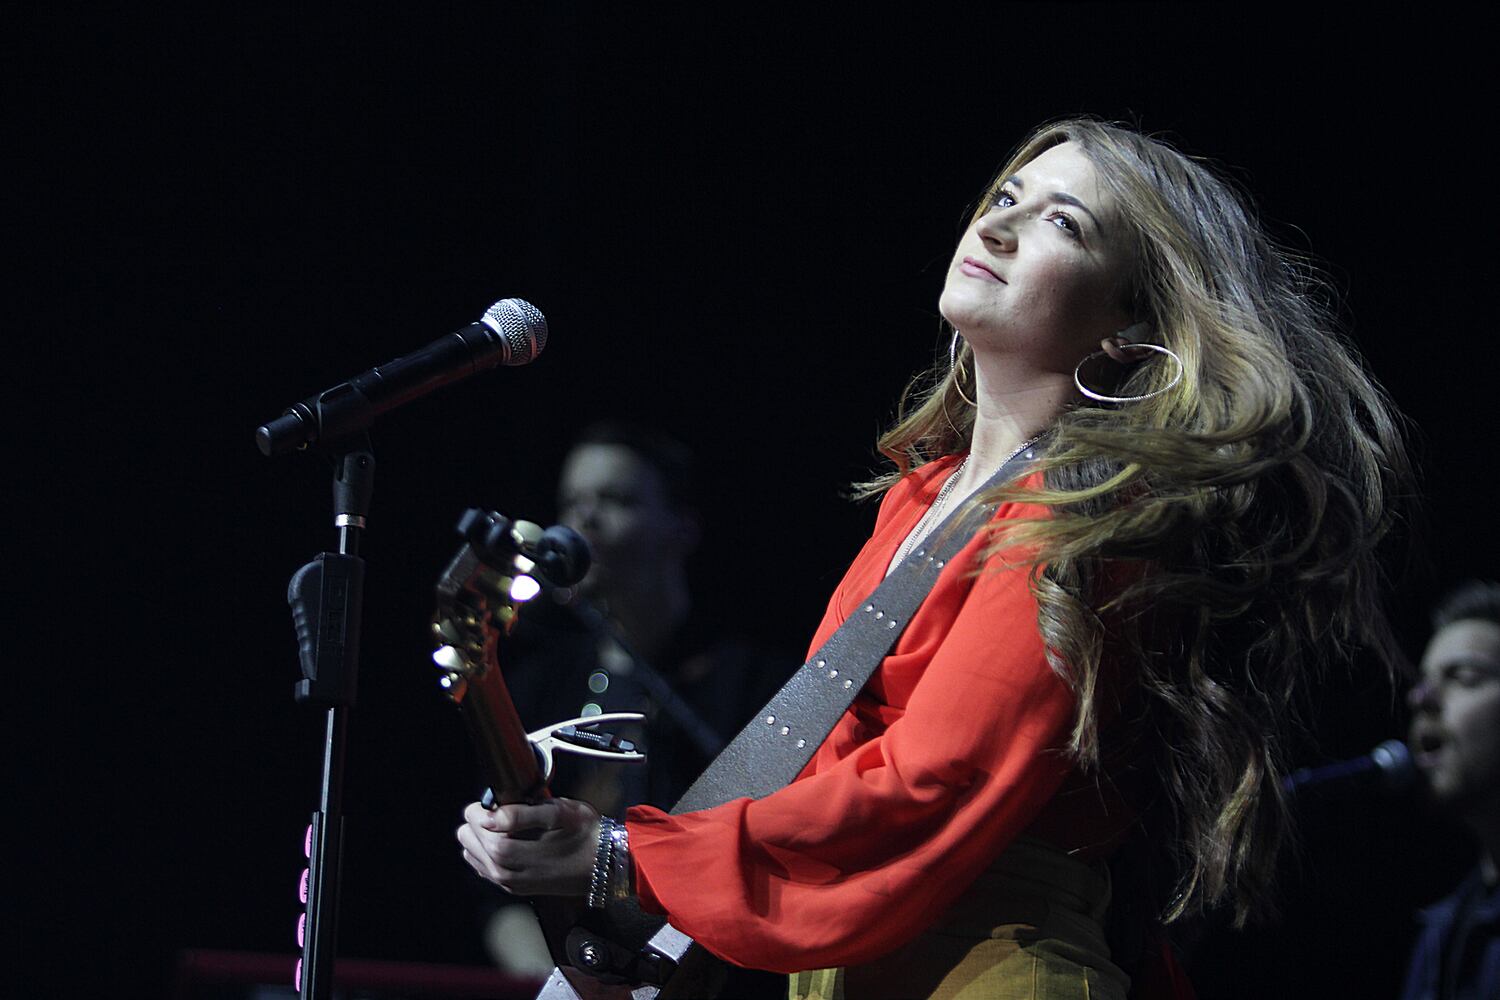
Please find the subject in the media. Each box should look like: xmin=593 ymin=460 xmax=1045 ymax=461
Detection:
xmin=7 ymin=6 xmax=1492 ymax=998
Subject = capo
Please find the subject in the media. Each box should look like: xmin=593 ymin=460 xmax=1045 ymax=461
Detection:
xmin=527 ymin=712 xmax=647 ymax=781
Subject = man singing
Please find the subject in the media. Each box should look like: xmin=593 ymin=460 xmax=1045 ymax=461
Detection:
xmin=1403 ymin=581 xmax=1500 ymax=999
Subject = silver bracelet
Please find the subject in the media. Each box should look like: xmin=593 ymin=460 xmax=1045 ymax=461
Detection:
xmin=606 ymin=818 xmax=631 ymax=904
xmin=586 ymin=817 xmax=614 ymax=909
xmin=587 ymin=817 xmax=632 ymax=909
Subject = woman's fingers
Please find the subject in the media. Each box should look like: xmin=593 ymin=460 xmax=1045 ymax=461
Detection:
xmin=463 ymin=799 xmax=565 ymax=834
xmin=457 ymin=823 xmax=510 ymax=887
xmin=456 ymin=797 xmax=600 ymax=896
xmin=458 ymin=802 xmax=540 ymax=891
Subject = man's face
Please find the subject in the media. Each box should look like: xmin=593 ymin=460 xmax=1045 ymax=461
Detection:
xmin=1409 ymin=619 xmax=1500 ymax=815
xmin=556 ymin=443 xmax=691 ymax=599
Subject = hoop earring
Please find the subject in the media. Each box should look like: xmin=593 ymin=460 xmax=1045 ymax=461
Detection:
xmin=949 ymin=331 xmax=977 ymax=407
xmin=1073 ymin=342 xmax=1184 ymax=404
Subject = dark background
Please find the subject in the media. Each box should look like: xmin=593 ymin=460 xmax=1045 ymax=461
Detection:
xmin=7 ymin=5 xmax=1493 ymax=997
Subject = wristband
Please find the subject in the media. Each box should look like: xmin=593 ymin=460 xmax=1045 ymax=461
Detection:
xmin=606 ymin=818 xmax=631 ymax=903
xmin=588 ymin=817 xmax=632 ymax=909
xmin=586 ymin=817 xmax=613 ymax=909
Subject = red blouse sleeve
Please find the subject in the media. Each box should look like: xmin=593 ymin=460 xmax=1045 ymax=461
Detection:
xmin=625 ymin=469 xmax=1076 ymax=973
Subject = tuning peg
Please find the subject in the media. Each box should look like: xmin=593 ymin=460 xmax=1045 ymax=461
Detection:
xmin=535 ymin=525 xmax=591 ymax=586
xmin=455 ymin=507 xmax=487 ymax=538
xmin=432 ymin=644 xmax=469 ymax=673
xmin=469 ymin=569 xmax=513 ymax=604
xmin=437 ymin=671 xmax=467 ymax=699
xmin=432 ymin=619 xmax=466 ymax=645
xmin=510 ymin=520 xmax=544 ymax=549
xmin=479 ymin=517 xmax=514 ymax=562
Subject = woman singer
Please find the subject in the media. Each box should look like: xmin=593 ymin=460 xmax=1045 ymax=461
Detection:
xmin=457 ymin=117 xmax=1412 ymax=999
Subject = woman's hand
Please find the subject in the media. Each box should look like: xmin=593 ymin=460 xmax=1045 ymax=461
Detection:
xmin=457 ymin=797 xmax=600 ymax=897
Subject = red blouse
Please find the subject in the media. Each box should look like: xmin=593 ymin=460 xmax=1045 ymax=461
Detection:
xmin=625 ymin=455 xmax=1122 ymax=974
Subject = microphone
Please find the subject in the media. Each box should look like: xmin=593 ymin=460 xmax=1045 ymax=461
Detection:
xmin=1282 ymin=738 xmax=1417 ymax=800
xmin=255 ymin=298 xmax=547 ymax=457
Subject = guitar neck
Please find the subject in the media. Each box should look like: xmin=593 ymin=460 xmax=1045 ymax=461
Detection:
xmin=457 ymin=664 xmax=548 ymax=805
xmin=431 ymin=520 xmax=719 ymax=998
xmin=434 ymin=543 xmax=548 ymax=805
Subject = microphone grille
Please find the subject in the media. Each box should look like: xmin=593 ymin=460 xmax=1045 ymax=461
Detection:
xmin=1371 ymin=738 xmax=1417 ymax=793
xmin=480 ymin=298 xmax=548 ymax=366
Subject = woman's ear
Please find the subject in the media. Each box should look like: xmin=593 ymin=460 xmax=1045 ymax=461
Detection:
xmin=1100 ymin=322 xmax=1158 ymax=364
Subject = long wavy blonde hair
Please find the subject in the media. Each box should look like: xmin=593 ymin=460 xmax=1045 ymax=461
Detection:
xmin=861 ymin=118 xmax=1412 ymax=926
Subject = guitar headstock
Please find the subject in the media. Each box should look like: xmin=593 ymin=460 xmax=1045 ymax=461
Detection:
xmin=431 ymin=509 xmax=591 ymax=702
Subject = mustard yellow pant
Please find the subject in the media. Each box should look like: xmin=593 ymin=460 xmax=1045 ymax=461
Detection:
xmin=788 ymin=837 xmax=1129 ymax=1000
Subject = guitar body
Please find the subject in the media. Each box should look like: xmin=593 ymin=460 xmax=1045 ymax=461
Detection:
xmin=532 ymin=897 xmax=728 ymax=1000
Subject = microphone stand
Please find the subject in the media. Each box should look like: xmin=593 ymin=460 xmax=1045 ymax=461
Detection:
xmin=284 ymin=439 xmax=376 ymax=1000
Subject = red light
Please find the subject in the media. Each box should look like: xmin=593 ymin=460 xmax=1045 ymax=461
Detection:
xmin=294 ymin=958 xmax=302 ymax=992
xmin=299 ymin=868 xmax=309 ymax=904
xmin=304 ymin=824 xmax=312 ymax=858
xmin=298 ymin=912 xmax=306 ymax=948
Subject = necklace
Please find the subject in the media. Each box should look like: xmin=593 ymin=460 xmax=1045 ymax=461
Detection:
xmin=887 ymin=435 xmax=1043 ymax=575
